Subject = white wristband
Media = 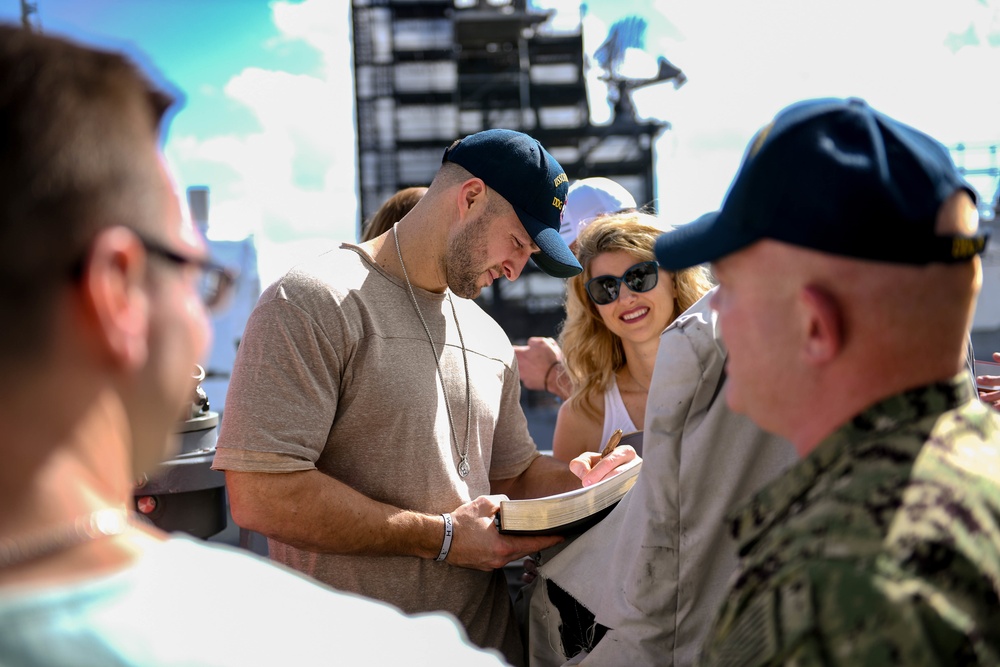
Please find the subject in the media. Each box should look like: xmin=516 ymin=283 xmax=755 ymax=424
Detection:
xmin=435 ymin=513 xmax=453 ymax=562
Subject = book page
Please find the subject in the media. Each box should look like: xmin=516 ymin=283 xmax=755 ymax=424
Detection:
xmin=497 ymin=457 xmax=642 ymax=534
xmin=515 ymin=456 xmax=641 ymax=503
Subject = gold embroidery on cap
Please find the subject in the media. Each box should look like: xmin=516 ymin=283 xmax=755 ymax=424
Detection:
xmin=749 ymin=122 xmax=774 ymax=158
xmin=553 ymin=173 xmax=568 ymax=187
xmin=552 ymin=197 xmax=565 ymax=210
xmin=952 ymin=236 xmax=985 ymax=259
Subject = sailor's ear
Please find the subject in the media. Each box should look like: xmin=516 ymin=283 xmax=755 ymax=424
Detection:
xmin=799 ymin=284 xmax=842 ymax=366
xmin=78 ymin=227 xmax=150 ymax=370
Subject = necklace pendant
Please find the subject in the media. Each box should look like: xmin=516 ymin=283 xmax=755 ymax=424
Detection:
xmin=458 ymin=458 xmax=470 ymax=478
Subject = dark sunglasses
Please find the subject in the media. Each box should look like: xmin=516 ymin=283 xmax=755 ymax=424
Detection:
xmin=585 ymin=260 xmax=660 ymax=306
xmin=139 ymin=235 xmax=238 ymax=312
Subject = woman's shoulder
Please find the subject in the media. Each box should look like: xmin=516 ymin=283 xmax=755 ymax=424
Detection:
xmin=553 ymin=396 xmax=605 ymax=461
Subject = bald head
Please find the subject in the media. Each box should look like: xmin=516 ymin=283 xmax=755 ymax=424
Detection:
xmin=712 ymin=190 xmax=981 ymax=453
xmin=656 ymin=96 xmax=986 ymax=453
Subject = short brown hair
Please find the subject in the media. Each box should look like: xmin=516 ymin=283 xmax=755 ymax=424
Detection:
xmin=0 ymin=26 xmax=173 ymax=363
xmin=360 ymin=186 xmax=427 ymax=242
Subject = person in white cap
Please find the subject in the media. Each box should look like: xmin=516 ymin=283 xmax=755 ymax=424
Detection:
xmin=516 ymin=178 xmax=638 ymax=400
xmin=559 ymin=177 xmax=638 ymax=251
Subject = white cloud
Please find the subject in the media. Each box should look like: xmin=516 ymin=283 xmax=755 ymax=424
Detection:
xmin=271 ymin=0 xmax=348 ymax=67
xmin=637 ymin=0 xmax=1000 ymax=225
xmin=224 ymin=68 xmax=339 ymax=151
xmin=165 ymin=0 xmax=1000 ymax=281
xmin=166 ymin=0 xmax=356 ymax=288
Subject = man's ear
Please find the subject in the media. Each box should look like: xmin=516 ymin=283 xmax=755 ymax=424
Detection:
xmin=799 ymin=284 xmax=843 ymax=366
xmin=459 ymin=178 xmax=487 ymax=219
xmin=79 ymin=227 xmax=150 ymax=370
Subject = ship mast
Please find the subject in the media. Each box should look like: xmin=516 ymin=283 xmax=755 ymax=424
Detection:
xmin=20 ymin=0 xmax=40 ymax=31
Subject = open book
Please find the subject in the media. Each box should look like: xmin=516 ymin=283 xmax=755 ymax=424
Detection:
xmin=496 ymin=437 xmax=643 ymax=535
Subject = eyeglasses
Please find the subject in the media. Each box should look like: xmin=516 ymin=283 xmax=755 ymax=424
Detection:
xmin=138 ymin=235 xmax=237 ymax=312
xmin=585 ymin=260 xmax=660 ymax=306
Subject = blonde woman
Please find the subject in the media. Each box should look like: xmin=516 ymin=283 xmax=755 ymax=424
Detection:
xmin=552 ymin=211 xmax=714 ymax=461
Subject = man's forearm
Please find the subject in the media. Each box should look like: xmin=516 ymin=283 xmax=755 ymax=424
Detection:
xmin=226 ymin=469 xmax=443 ymax=558
xmin=492 ymin=454 xmax=581 ymax=500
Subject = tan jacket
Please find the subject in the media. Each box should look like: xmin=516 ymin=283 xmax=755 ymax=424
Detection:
xmin=532 ymin=288 xmax=798 ymax=666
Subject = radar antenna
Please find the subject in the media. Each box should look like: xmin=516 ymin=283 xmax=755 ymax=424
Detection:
xmin=594 ymin=15 xmax=686 ymax=123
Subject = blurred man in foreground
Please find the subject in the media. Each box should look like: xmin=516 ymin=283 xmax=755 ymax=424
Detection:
xmin=0 ymin=25 xmax=504 ymax=666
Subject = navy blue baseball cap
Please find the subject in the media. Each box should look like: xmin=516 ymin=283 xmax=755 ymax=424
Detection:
xmin=443 ymin=129 xmax=582 ymax=278
xmin=655 ymin=97 xmax=987 ymax=271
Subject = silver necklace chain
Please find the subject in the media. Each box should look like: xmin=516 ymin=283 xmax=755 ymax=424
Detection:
xmin=0 ymin=507 xmax=134 ymax=569
xmin=393 ymin=223 xmax=472 ymax=478
xmin=625 ymin=364 xmax=650 ymax=392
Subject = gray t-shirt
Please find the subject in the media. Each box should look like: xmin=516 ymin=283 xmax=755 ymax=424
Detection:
xmin=214 ymin=243 xmax=538 ymax=661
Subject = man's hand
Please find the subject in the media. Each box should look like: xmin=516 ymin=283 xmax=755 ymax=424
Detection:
xmin=514 ymin=336 xmax=561 ymax=391
xmin=514 ymin=337 xmax=571 ymax=400
xmin=977 ymin=352 xmax=1000 ymax=410
xmin=445 ymin=495 xmax=563 ymax=571
xmin=568 ymin=446 xmax=639 ymax=488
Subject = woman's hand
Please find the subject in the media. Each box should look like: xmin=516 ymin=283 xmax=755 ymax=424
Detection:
xmin=569 ymin=445 xmax=639 ymax=487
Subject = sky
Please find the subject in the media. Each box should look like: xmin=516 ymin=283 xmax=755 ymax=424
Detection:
xmin=2 ymin=0 xmax=1000 ymax=289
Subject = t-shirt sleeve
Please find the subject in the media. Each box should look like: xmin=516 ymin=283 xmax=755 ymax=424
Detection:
xmin=212 ymin=294 xmax=344 ymax=473
xmin=486 ymin=357 xmax=540 ymax=481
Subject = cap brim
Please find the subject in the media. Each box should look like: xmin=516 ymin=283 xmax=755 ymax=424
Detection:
xmin=531 ymin=227 xmax=583 ymax=277
xmin=511 ymin=202 xmax=582 ymax=278
xmin=654 ymin=211 xmax=759 ymax=271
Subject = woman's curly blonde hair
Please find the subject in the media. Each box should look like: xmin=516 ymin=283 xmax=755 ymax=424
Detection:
xmin=558 ymin=211 xmax=714 ymax=421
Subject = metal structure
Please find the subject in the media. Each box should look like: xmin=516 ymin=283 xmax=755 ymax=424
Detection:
xmin=132 ymin=368 xmax=228 ymax=539
xmin=351 ymin=0 xmax=673 ymax=342
xmin=951 ymin=142 xmax=1000 ymax=222
xmin=953 ymin=142 xmax=1000 ymax=358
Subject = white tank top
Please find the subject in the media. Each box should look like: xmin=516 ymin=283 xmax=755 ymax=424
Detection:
xmin=602 ymin=377 xmax=638 ymax=450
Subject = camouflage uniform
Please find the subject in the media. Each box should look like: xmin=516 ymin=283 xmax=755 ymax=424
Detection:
xmin=699 ymin=373 xmax=1000 ymax=666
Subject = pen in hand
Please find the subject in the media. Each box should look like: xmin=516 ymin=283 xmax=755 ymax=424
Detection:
xmin=600 ymin=428 xmax=623 ymax=459
xmin=580 ymin=429 xmax=625 ymax=487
